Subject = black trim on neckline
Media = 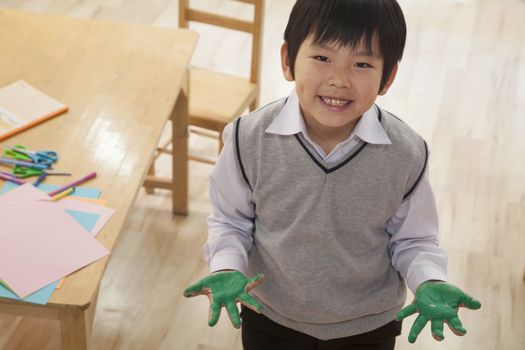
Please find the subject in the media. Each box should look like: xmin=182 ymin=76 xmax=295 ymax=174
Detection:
xmin=294 ymin=134 xmax=368 ymax=174
xmin=403 ymin=140 xmax=428 ymax=200
xmin=293 ymin=108 xmax=383 ymax=174
xmin=234 ymin=118 xmax=252 ymax=190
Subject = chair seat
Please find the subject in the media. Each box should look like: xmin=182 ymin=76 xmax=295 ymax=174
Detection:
xmin=189 ymin=67 xmax=258 ymax=132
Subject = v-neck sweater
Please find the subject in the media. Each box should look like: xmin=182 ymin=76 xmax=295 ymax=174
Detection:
xmin=233 ymin=98 xmax=428 ymax=340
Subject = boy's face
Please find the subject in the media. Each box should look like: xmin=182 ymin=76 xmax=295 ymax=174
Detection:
xmin=281 ymin=34 xmax=397 ymax=134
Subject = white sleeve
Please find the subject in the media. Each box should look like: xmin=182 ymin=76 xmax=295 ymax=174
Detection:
xmin=387 ymin=167 xmax=448 ymax=293
xmin=204 ymin=122 xmax=256 ymax=274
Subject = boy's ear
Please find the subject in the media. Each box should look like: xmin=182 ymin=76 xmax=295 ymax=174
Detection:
xmin=280 ymin=42 xmax=294 ymax=82
xmin=379 ymin=63 xmax=399 ymax=96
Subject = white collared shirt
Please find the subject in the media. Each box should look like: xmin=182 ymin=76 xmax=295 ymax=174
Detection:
xmin=205 ymin=90 xmax=447 ymax=293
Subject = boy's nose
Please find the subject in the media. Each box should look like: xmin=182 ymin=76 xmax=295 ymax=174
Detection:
xmin=327 ymin=75 xmax=351 ymax=89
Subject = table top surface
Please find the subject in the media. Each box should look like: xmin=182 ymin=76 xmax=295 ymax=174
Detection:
xmin=0 ymin=9 xmax=198 ymax=308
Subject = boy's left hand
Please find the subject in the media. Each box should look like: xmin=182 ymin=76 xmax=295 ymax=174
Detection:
xmin=396 ymin=281 xmax=481 ymax=343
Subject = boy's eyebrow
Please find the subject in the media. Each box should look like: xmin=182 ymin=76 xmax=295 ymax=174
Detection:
xmin=312 ymin=42 xmax=381 ymax=59
xmin=312 ymin=42 xmax=336 ymax=51
xmin=353 ymin=51 xmax=381 ymax=59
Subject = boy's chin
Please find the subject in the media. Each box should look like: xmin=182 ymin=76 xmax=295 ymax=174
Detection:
xmin=314 ymin=117 xmax=360 ymax=130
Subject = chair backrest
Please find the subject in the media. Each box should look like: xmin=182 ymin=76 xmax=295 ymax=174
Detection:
xmin=178 ymin=0 xmax=264 ymax=85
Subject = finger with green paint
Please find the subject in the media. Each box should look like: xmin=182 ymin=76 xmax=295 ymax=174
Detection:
xmin=396 ymin=281 xmax=481 ymax=343
xmin=183 ymin=271 xmax=264 ymax=328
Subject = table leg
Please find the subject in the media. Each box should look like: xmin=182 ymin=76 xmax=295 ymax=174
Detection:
xmin=171 ymin=77 xmax=189 ymax=215
xmin=58 ymin=294 xmax=97 ymax=350
xmin=142 ymin=75 xmax=189 ymax=215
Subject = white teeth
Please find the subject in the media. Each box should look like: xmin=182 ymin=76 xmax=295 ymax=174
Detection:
xmin=321 ymin=96 xmax=350 ymax=107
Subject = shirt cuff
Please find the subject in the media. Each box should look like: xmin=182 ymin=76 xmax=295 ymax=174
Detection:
xmin=208 ymin=253 xmax=247 ymax=274
xmin=406 ymin=263 xmax=448 ymax=294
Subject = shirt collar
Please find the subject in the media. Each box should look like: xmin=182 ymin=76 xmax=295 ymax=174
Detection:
xmin=354 ymin=106 xmax=392 ymax=145
xmin=265 ymin=89 xmax=305 ymax=135
xmin=265 ymin=89 xmax=392 ymax=145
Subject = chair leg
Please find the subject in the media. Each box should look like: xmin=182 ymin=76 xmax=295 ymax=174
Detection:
xmin=144 ymin=162 xmax=155 ymax=194
xmin=250 ymin=99 xmax=258 ymax=112
xmin=218 ymin=131 xmax=224 ymax=153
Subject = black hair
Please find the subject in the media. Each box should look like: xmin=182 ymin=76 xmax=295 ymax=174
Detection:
xmin=283 ymin=0 xmax=407 ymax=91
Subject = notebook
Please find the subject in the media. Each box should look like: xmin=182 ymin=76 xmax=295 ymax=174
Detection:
xmin=0 ymin=80 xmax=68 ymax=141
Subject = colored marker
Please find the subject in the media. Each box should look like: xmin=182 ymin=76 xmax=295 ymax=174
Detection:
xmin=0 ymin=157 xmax=49 ymax=170
xmin=48 ymin=171 xmax=97 ymax=197
xmin=50 ymin=187 xmax=75 ymax=201
xmin=0 ymin=173 xmax=26 ymax=185
xmin=33 ymin=173 xmax=47 ymax=187
xmin=0 ymin=171 xmax=19 ymax=179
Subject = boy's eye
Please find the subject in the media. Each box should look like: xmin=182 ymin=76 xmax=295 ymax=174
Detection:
xmin=355 ymin=62 xmax=372 ymax=68
xmin=313 ymin=55 xmax=330 ymax=62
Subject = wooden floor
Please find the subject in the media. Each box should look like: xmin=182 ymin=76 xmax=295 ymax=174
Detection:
xmin=0 ymin=0 xmax=524 ymax=349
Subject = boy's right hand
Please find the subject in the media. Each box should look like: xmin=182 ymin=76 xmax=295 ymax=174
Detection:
xmin=183 ymin=271 xmax=264 ymax=328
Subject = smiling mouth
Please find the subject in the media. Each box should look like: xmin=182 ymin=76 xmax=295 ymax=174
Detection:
xmin=320 ymin=96 xmax=352 ymax=107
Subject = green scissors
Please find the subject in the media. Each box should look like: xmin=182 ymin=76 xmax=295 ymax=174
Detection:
xmin=13 ymin=166 xmax=71 ymax=179
xmin=3 ymin=148 xmax=32 ymax=162
xmin=13 ymin=166 xmax=43 ymax=178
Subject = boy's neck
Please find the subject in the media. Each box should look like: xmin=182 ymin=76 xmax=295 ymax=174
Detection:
xmin=304 ymin=118 xmax=360 ymax=155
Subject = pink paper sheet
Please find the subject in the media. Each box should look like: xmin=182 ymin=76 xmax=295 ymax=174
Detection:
xmin=0 ymin=184 xmax=109 ymax=298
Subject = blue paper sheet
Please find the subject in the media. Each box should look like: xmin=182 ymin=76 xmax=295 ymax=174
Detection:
xmin=65 ymin=210 xmax=100 ymax=233
xmin=0 ymin=280 xmax=59 ymax=305
xmin=1 ymin=182 xmax=101 ymax=198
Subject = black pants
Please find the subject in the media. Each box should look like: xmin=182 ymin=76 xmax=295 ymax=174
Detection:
xmin=241 ymin=307 xmax=402 ymax=350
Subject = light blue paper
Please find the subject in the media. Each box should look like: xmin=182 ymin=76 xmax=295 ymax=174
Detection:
xmin=0 ymin=280 xmax=59 ymax=304
xmin=0 ymin=183 xmax=102 ymax=304
xmin=65 ymin=210 xmax=100 ymax=233
xmin=1 ymin=182 xmax=101 ymax=198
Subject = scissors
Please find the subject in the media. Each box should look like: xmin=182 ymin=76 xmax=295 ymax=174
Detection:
xmin=3 ymin=145 xmax=58 ymax=167
xmin=2 ymin=148 xmax=31 ymax=162
xmin=13 ymin=166 xmax=71 ymax=179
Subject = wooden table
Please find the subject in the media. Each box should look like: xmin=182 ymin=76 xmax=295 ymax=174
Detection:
xmin=0 ymin=9 xmax=197 ymax=349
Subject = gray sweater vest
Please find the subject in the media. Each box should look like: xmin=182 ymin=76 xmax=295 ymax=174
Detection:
xmin=233 ymin=98 xmax=427 ymax=340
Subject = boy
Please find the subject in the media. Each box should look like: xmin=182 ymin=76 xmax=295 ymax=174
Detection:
xmin=184 ymin=1 xmax=481 ymax=349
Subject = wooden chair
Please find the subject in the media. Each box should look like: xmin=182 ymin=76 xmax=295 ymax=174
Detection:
xmin=147 ymin=0 xmax=265 ymax=192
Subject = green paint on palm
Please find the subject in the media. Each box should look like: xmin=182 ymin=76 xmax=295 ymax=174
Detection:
xmin=184 ymin=271 xmax=264 ymax=328
xmin=396 ymin=281 xmax=481 ymax=343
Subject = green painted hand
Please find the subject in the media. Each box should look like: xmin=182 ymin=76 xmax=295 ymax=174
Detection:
xmin=183 ymin=271 xmax=264 ymax=328
xmin=396 ymin=281 xmax=481 ymax=343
